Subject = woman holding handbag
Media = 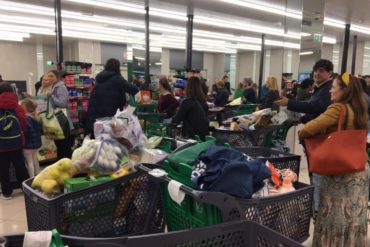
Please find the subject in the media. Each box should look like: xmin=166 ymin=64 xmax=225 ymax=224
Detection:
xmin=46 ymin=70 xmax=74 ymax=160
xmin=299 ymin=73 xmax=369 ymax=247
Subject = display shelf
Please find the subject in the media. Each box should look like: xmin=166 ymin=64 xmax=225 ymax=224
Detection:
xmin=66 ymin=84 xmax=93 ymax=89
xmin=68 ymin=96 xmax=90 ymax=100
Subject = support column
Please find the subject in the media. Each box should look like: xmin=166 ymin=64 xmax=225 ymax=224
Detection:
xmin=54 ymin=0 xmax=63 ymax=71
xmin=185 ymin=9 xmax=194 ymax=71
xmin=145 ymin=2 xmax=150 ymax=89
xmin=351 ymin=35 xmax=357 ymax=75
xmin=341 ymin=24 xmax=350 ymax=74
xmin=258 ymin=34 xmax=265 ymax=100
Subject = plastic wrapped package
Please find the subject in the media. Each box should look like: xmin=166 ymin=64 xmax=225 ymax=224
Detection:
xmin=89 ymin=139 xmax=130 ymax=175
xmin=72 ymin=137 xmax=130 ymax=175
xmin=93 ymin=107 xmax=147 ymax=152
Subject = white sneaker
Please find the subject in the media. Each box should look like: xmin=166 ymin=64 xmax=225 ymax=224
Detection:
xmin=0 ymin=194 xmax=12 ymax=200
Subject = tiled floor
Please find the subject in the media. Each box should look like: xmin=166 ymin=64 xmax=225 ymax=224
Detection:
xmin=0 ymin=132 xmax=369 ymax=246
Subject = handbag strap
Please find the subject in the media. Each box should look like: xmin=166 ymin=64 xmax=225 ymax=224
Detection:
xmin=337 ymin=104 xmax=349 ymax=131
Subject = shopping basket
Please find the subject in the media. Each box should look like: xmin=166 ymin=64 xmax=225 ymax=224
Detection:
xmin=212 ymin=124 xmax=292 ymax=148
xmin=236 ymin=146 xmax=301 ymax=179
xmin=1 ymin=220 xmax=303 ymax=247
xmin=138 ymin=164 xmax=314 ymax=243
xmin=136 ymin=103 xmax=156 ymax=113
xmin=22 ymin=165 xmax=165 ymax=237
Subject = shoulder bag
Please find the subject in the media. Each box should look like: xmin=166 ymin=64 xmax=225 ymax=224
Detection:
xmin=304 ymin=104 xmax=367 ymax=175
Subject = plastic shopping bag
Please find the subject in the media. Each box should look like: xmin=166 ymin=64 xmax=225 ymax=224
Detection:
xmin=37 ymin=136 xmax=57 ymax=161
xmin=39 ymin=98 xmax=70 ymax=140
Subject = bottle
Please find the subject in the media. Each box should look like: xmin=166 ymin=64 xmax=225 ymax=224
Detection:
xmin=279 ymin=178 xmax=295 ymax=194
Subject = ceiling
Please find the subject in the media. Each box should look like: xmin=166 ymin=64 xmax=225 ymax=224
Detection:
xmin=1 ymin=0 xmax=370 ymax=55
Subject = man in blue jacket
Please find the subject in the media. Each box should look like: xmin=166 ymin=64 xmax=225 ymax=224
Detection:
xmin=275 ymin=59 xmax=333 ymax=217
xmin=275 ymin=59 xmax=333 ymax=123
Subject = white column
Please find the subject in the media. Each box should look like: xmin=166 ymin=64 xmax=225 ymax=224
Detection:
xmin=229 ymin=54 xmax=237 ymax=89
xmin=203 ymin=52 xmax=214 ymax=85
xmin=161 ymin=48 xmax=170 ymax=75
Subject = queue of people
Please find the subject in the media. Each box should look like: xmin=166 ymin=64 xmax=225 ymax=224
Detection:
xmin=1 ymin=57 xmax=369 ymax=246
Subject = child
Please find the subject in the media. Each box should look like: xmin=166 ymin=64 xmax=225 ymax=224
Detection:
xmin=0 ymin=82 xmax=29 ymax=199
xmin=21 ymin=98 xmax=43 ymax=177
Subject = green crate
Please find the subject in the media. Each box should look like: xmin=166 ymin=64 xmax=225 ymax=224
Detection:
xmin=145 ymin=123 xmax=167 ymax=137
xmin=162 ymin=136 xmax=222 ymax=231
xmin=162 ymin=186 xmax=222 ymax=231
xmin=265 ymin=124 xmax=291 ymax=148
xmin=156 ymin=139 xmax=172 ymax=153
xmin=164 ymin=137 xmax=216 ymax=187
xmin=137 ymin=103 xmax=156 ymax=113
xmin=64 ymin=176 xmax=113 ymax=193
xmin=239 ymin=104 xmax=257 ymax=111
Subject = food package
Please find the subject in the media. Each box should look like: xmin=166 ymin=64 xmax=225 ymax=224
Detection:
xmin=71 ymin=137 xmax=99 ymax=173
xmin=32 ymin=158 xmax=77 ymax=194
xmin=37 ymin=136 xmax=57 ymax=161
xmin=89 ymin=139 xmax=130 ymax=175
xmin=94 ymin=106 xmax=147 ymax=152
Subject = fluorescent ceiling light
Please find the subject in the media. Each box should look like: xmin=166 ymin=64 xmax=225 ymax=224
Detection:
xmin=217 ymin=0 xmax=302 ymax=20
xmin=300 ymin=32 xmax=311 ymax=37
xmin=0 ymin=36 xmax=23 ymax=42
xmin=62 ymin=0 xmax=301 ymax=39
xmin=299 ymin=51 xmax=314 ymax=56
xmin=323 ymin=36 xmax=336 ymax=44
xmin=155 ymin=62 xmax=162 ymax=65
xmin=135 ymin=56 xmax=146 ymax=61
xmin=365 ymin=47 xmax=370 ymax=50
xmin=324 ymin=17 xmax=345 ymax=29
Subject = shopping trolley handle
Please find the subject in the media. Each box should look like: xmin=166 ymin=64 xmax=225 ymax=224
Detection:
xmin=137 ymin=163 xmax=243 ymax=222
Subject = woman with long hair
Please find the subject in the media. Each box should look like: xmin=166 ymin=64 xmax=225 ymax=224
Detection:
xmin=46 ymin=70 xmax=74 ymax=160
xmin=172 ymin=76 xmax=209 ymax=140
xmin=258 ymin=76 xmax=280 ymax=110
xmin=157 ymin=77 xmax=179 ymax=119
xmin=299 ymin=73 xmax=369 ymax=247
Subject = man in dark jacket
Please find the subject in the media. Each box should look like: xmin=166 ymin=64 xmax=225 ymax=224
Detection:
xmin=86 ymin=58 xmax=139 ymax=135
xmin=275 ymin=59 xmax=333 ymax=124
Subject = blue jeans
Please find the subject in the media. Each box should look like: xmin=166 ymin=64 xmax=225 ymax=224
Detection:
xmin=312 ymin=173 xmax=322 ymax=212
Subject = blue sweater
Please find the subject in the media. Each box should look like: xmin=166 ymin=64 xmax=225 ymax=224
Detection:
xmin=287 ymin=80 xmax=332 ymax=123
xmin=24 ymin=116 xmax=42 ymax=150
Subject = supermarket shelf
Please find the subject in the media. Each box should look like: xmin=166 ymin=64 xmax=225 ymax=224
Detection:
xmin=69 ymin=96 xmax=90 ymax=100
xmin=65 ymin=71 xmax=92 ymax=76
xmin=66 ymin=84 xmax=93 ymax=89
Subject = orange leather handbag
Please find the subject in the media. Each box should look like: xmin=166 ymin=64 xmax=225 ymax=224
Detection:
xmin=304 ymin=104 xmax=367 ymax=176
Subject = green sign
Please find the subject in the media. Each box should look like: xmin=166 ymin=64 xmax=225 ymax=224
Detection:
xmin=313 ymin=34 xmax=322 ymax=42
xmin=46 ymin=60 xmax=54 ymax=66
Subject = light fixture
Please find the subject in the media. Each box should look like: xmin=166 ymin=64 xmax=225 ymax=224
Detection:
xmin=155 ymin=62 xmax=162 ymax=65
xmin=135 ymin=56 xmax=146 ymax=61
xmin=217 ymin=0 xmax=302 ymax=20
xmin=299 ymin=51 xmax=314 ymax=55
xmin=322 ymin=36 xmax=336 ymax=44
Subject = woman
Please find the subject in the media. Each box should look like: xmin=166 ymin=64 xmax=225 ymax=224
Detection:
xmin=87 ymin=58 xmax=139 ymax=135
xmin=172 ymin=76 xmax=209 ymax=140
xmin=258 ymin=76 xmax=280 ymax=110
xmin=47 ymin=70 xmax=74 ymax=160
xmin=299 ymin=73 xmax=369 ymax=247
xmin=214 ymin=80 xmax=230 ymax=107
xmin=296 ymin=78 xmax=314 ymax=101
xmin=37 ymin=74 xmax=53 ymax=96
xmin=157 ymin=77 xmax=179 ymax=119
xmin=233 ymin=82 xmax=244 ymax=99
xmin=242 ymin=78 xmax=256 ymax=103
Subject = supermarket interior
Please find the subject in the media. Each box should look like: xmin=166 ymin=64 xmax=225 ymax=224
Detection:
xmin=1 ymin=0 xmax=370 ymax=246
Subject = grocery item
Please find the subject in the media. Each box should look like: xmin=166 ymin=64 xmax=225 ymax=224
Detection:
xmin=32 ymin=158 xmax=77 ymax=194
xmin=64 ymin=176 xmax=113 ymax=192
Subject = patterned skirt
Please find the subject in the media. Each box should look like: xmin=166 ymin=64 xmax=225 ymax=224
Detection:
xmin=312 ymin=165 xmax=369 ymax=247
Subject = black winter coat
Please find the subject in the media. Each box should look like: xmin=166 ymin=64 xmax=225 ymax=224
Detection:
xmin=287 ymin=80 xmax=332 ymax=124
xmin=172 ymin=98 xmax=209 ymax=140
xmin=86 ymin=71 xmax=139 ymax=133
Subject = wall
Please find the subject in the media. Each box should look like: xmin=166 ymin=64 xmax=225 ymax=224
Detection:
xmin=0 ymin=41 xmax=38 ymax=93
xmin=299 ymin=53 xmax=320 ymax=73
xmin=203 ymin=52 xmax=214 ymax=85
xmin=236 ymin=51 xmax=260 ymax=84
xmin=213 ymin=53 xmax=226 ymax=82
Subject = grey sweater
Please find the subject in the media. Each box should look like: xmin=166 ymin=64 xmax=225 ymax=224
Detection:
xmin=52 ymin=81 xmax=74 ymax=130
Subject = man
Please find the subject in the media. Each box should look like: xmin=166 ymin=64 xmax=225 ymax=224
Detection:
xmin=222 ymin=75 xmax=231 ymax=95
xmin=275 ymin=59 xmax=334 ymax=216
xmin=0 ymin=74 xmax=3 ymax=82
xmin=275 ymin=59 xmax=333 ymax=124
